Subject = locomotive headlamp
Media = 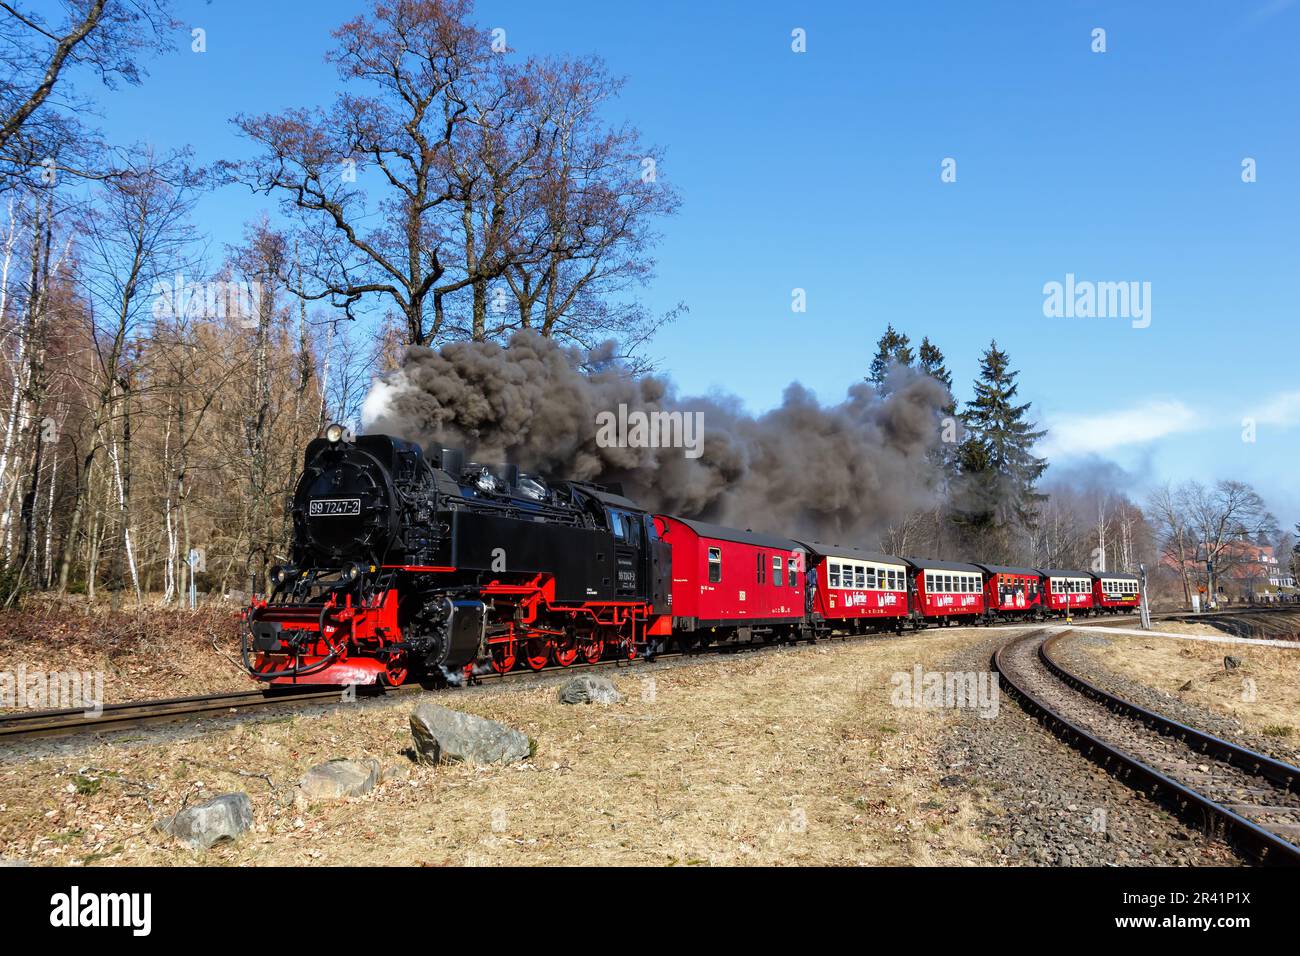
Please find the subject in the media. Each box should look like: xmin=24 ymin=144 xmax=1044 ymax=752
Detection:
xmin=341 ymin=561 xmax=362 ymax=582
xmin=325 ymin=422 xmax=346 ymax=444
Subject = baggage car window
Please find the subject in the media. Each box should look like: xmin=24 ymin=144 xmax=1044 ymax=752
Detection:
xmin=708 ymin=547 xmax=721 ymax=583
xmin=773 ymin=555 xmax=784 ymax=587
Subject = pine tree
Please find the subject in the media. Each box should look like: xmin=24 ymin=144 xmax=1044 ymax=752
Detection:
xmin=952 ymin=340 xmax=1048 ymax=558
xmin=867 ymin=324 xmax=915 ymax=394
xmin=917 ymin=336 xmax=955 ymax=415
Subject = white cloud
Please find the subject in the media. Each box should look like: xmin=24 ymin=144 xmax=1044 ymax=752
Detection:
xmin=1039 ymin=399 xmax=1202 ymax=459
xmin=1246 ymin=390 xmax=1300 ymax=427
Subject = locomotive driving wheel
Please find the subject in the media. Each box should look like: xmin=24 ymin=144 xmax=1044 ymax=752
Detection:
xmin=551 ymin=632 xmax=579 ymax=667
xmin=490 ymin=641 xmax=517 ymax=674
xmin=581 ymin=633 xmax=605 ymax=665
xmin=383 ymin=653 xmax=409 ymax=687
xmin=525 ymin=638 xmax=551 ymax=671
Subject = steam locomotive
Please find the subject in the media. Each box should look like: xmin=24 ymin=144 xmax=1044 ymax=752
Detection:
xmin=242 ymin=428 xmax=1141 ymax=686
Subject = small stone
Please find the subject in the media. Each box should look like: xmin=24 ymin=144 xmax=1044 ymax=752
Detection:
xmin=155 ymin=792 xmax=253 ymax=850
xmin=1223 ymin=656 xmax=1242 ymax=671
xmin=557 ymin=675 xmax=625 ymax=705
xmin=381 ymin=763 xmax=411 ymax=784
xmin=298 ymin=758 xmax=381 ymax=801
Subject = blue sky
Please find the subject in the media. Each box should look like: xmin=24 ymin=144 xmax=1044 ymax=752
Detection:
xmin=81 ymin=0 xmax=1300 ymax=524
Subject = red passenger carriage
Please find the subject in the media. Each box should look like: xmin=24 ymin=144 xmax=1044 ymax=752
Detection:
xmin=799 ymin=543 xmax=909 ymax=634
xmin=906 ymin=558 xmax=985 ymax=625
xmin=1039 ymin=569 xmax=1095 ymax=616
xmin=1092 ymin=572 xmax=1141 ymax=614
xmin=973 ymin=564 xmax=1044 ymax=621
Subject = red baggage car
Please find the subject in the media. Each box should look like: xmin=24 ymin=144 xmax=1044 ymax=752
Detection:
xmin=657 ymin=516 xmax=806 ymax=643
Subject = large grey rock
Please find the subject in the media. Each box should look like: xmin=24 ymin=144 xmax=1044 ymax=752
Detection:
xmin=298 ymin=758 xmax=380 ymax=801
xmin=156 ymin=792 xmax=253 ymax=849
xmin=557 ymin=674 xmax=625 ymax=705
xmin=409 ymin=703 xmax=530 ymax=766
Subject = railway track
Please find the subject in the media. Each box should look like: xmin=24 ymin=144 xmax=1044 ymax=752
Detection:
xmin=2 ymin=606 xmax=1289 ymax=747
xmin=994 ymin=629 xmax=1300 ymax=865
xmin=0 ymin=647 xmax=688 ymax=745
xmin=0 ymin=687 xmax=352 ymax=743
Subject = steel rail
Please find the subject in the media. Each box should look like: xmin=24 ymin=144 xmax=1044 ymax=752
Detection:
xmin=993 ymin=630 xmax=1300 ymax=865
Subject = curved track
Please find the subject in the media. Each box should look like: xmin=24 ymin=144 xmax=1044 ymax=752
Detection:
xmin=994 ymin=629 xmax=1300 ymax=865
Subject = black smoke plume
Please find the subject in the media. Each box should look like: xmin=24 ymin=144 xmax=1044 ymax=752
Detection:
xmin=363 ymin=332 xmax=952 ymax=545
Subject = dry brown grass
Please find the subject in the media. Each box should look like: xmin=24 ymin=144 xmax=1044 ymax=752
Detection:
xmin=1074 ymin=633 xmax=1300 ymax=740
xmin=0 ymin=601 xmax=247 ymax=711
xmin=0 ymin=630 xmax=1000 ymax=866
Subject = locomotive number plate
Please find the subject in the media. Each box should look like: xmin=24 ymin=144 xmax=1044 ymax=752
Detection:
xmin=309 ymin=498 xmax=361 ymax=517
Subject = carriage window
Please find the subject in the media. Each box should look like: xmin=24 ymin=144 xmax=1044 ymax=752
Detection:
xmin=772 ymin=555 xmax=783 ymax=588
xmin=829 ymin=563 xmax=841 ymax=588
xmin=708 ymin=547 xmax=721 ymax=583
xmin=856 ymin=566 xmax=867 ymax=589
xmin=944 ymin=574 xmax=954 ymax=592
